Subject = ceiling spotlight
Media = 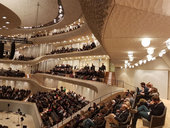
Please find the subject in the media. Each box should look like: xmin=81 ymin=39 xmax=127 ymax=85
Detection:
xmin=151 ymin=57 xmax=156 ymax=61
xmin=125 ymin=60 xmax=128 ymax=64
xmin=2 ymin=26 xmax=6 ymax=28
xmin=135 ymin=63 xmax=138 ymax=66
xmin=143 ymin=60 xmax=147 ymax=64
xmin=147 ymin=47 xmax=154 ymax=55
xmin=128 ymin=51 xmax=133 ymax=57
xmin=161 ymin=49 xmax=166 ymax=54
xmin=129 ymin=65 xmax=132 ymax=68
xmin=129 ymin=57 xmax=134 ymax=61
xmin=147 ymin=54 xmax=152 ymax=61
xmin=159 ymin=49 xmax=166 ymax=57
xmin=139 ymin=60 xmax=143 ymax=65
xmin=121 ymin=66 xmax=123 ymax=69
xmin=2 ymin=16 xmax=7 ymax=19
xmin=132 ymin=65 xmax=134 ymax=68
xmin=5 ymin=21 xmax=10 ymax=24
xmin=166 ymin=39 xmax=170 ymax=49
xmin=141 ymin=38 xmax=150 ymax=47
xmin=53 ymin=19 xmax=57 ymax=23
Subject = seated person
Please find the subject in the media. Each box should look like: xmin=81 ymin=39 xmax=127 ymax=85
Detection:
xmin=135 ymin=82 xmax=149 ymax=105
xmin=131 ymin=95 xmax=165 ymax=128
xmin=104 ymin=104 xmax=129 ymax=127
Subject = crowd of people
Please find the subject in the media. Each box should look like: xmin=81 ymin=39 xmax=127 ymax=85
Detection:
xmin=49 ymin=64 xmax=73 ymax=76
xmin=28 ymin=87 xmax=89 ymax=127
xmin=0 ymin=68 xmax=25 ymax=77
xmin=64 ymin=90 xmax=134 ymax=128
xmin=38 ymin=63 xmax=106 ymax=82
xmin=0 ymin=85 xmax=31 ymax=101
xmin=75 ymin=64 xmax=105 ymax=82
xmin=49 ymin=42 xmax=96 ymax=55
xmin=30 ymin=23 xmax=83 ymax=38
xmin=63 ymin=82 xmax=165 ymax=128
xmin=130 ymin=82 xmax=165 ymax=128
xmin=15 ymin=55 xmax=35 ymax=61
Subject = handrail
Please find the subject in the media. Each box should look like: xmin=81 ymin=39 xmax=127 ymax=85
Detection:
xmin=52 ymin=79 xmax=137 ymax=128
xmin=53 ymin=89 xmax=123 ymax=128
xmin=113 ymin=80 xmax=136 ymax=89
xmin=0 ymin=45 xmax=103 ymax=65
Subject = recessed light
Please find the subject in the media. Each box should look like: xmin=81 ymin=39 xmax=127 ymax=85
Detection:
xmin=2 ymin=16 xmax=7 ymax=19
xmin=2 ymin=26 xmax=6 ymax=28
xmin=5 ymin=22 xmax=10 ymax=24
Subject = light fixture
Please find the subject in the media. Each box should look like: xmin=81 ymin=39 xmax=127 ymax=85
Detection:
xmin=125 ymin=60 xmax=128 ymax=64
xmin=129 ymin=57 xmax=134 ymax=61
xmin=141 ymin=38 xmax=150 ymax=47
xmin=147 ymin=55 xmax=152 ymax=61
xmin=151 ymin=57 xmax=156 ymax=61
xmin=2 ymin=16 xmax=7 ymax=19
xmin=147 ymin=47 xmax=154 ymax=55
xmin=5 ymin=21 xmax=10 ymax=24
xmin=132 ymin=65 xmax=134 ymax=68
xmin=135 ymin=63 xmax=138 ymax=66
xmin=2 ymin=26 xmax=6 ymax=28
xmin=166 ymin=39 xmax=170 ymax=49
xmin=121 ymin=66 xmax=123 ymax=69
xmin=159 ymin=49 xmax=166 ymax=57
xmin=128 ymin=51 xmax=133 ymax=57
xmin=143 ymin=60 xmax=147 ymax=64
xmin=161 ymin=49 xmax=166 ymax=54
xmin=139 ymin=60 xmax=143 ymax=65
xmin=129 ymin=65 xmax=132 ymax=68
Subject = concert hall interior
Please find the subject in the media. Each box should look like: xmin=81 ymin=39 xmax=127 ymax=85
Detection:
xmin=0 ymin=0 xmax=170 ymax=128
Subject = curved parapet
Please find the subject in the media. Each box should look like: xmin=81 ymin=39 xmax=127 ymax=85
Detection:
xmin=32 ymin=73 xmax=124 ymax=100
xmin=0 ymin=76 xmax=52 ymax=93
xmin=0 ymin=45 xmax=106 ymax=65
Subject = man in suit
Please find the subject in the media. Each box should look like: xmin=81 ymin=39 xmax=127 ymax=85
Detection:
xmin=131 ymin=95 xmax=165 ymax=128
xmin=100 ymin=63 xmax=106 ymax=72
xmin=91 ymin=64 xmax=95 ymax=71
xmin=105 ymin=104 xmax=129 ymax=127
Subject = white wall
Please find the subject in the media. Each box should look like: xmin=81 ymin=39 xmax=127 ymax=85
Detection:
xmin=115 ymin=58 xmax=170 ymax=99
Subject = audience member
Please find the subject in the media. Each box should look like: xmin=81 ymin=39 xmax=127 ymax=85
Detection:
xmin=0 ymin=85 xmax=31 ymax=101
xmin=0 ymin=68 xmax=25 ymax=77
xmin=131 ymin=95 xmax=165 ymax=128
xmin=28 ymin=88 xmax=89 ymax=127
xmin=49 ymin=42 xmax=96 ymax=55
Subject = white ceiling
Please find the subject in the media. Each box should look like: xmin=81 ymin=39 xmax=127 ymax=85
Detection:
xmin=102 ymin=0 xmax=170 ymax=67
xmin=0 ymin=0 xmax=58 ymax=26
xmin=0 ymin=0 xmax=83 ymax=35
xmin=0 ymin=3 xmax=21 ymax=30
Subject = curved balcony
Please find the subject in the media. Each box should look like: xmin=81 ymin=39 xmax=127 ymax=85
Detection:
xmin=1 ymin=0 xmax=83 ymax=35
xmin=0 ymin=45 xmax=106 ymax=65
xmin=28 ymin=23 xmax=91 ymax=43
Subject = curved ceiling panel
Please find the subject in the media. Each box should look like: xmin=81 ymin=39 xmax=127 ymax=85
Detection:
xmin=0 ymin=0 xmax=58 ymax=26
xmin=0 ymin=3 xmax=21 ymax=30
xmin=103 ymin=2 xmax=170 ymax=66
xmin=0 ymin=0 xmax=82 ymax=35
